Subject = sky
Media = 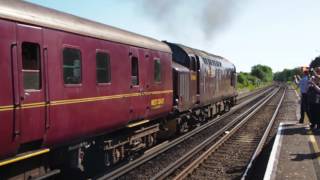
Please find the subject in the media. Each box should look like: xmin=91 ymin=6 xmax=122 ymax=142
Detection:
xmin=26 ymin=0 xmax=320 ymax=72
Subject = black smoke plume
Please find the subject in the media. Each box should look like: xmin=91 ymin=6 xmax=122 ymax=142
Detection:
xmin=138 ymin=0 xmax=244 ymax=41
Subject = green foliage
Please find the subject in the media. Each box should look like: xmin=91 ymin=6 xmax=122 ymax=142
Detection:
xmin=273 ymin=68 xmax=300 ymax=82
xmin=310 ymin=56 xmax=320 ymax=68
xmin=251 ymin=65 xmax=273 ymax=82
xmin=237 ymin=72 xmax=261 ymax=89
xmin=237 ymin=64 xmax=273 ymax=91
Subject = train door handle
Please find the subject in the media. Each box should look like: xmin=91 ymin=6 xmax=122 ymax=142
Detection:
xmin=139 ymin=88 xmax=144 ymax=95
xmin=20 ymin=92 xmax=30 ymax=100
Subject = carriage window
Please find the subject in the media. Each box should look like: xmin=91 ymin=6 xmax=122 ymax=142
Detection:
xmin=63 ymin=48 xmax=82 ymax=84
xmin=154 ymin=59 xmax=161 ymax=82
xmin=96 ymin=52 xmax=111 ymax=83
xmin=131 ymin=57 xmax=139 ymax=85
xmin=22 ymin=42 xmax=41 ymax=90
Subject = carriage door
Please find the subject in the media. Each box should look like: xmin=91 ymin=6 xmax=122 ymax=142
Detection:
xmin=16 ymin=24 xmax=46 ymax=144
xmin=189 ymin=55 xmax=197 ymax=104
xmin=129 ymin=48 xmax=148 ymax=121
xmin=195 ymin=56 xmax=200 ymax=101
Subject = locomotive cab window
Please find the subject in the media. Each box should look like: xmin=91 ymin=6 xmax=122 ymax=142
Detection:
xmin=154 ymin=59 xmax=161 ymax=82
xmin=96 ymin=52 xmax=111 ymax=83
xmin=131 ymin=57 xmax=139 ymax=85
xmin=203 ymin=58 xmax=208 ymax=64
xmin=190 ymin=56 xmax=196 ymax=71
xmin=22 ymin=42 xmax=41 ymax=90
xmin=63 ymin=48 xmax=82 ymax=84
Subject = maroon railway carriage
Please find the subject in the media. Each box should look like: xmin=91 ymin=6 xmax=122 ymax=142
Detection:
xmin=0 ymin=0 xmax=172 ymax=172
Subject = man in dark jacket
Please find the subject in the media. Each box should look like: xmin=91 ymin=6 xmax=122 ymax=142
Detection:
xmin=308 ymin=67 xmax=320 ymax=129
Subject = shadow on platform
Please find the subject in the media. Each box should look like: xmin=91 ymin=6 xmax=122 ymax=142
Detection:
xmin=280 ymin=125 xmax=320 ymax=136
xmin=291 ymin=152 xmax=320 ymax=161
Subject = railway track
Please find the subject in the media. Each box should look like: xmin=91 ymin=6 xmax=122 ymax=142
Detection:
xmin=95 ymin=86 xmax=277 ymax=180
xmin=237 ymin=85 xmax=273 ymax=104
xmin=158 ymin=86 xmax=286 ymax=180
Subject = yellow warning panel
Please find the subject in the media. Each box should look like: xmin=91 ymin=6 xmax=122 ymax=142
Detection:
xmin=191 ymin=74 xmax=197 ymax=81
xmin=151 ymin=98 xmax=165 ymax=107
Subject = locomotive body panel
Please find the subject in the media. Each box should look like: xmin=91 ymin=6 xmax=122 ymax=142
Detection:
xmin=199 ymin=55 xmax=237 ymax=106
xmin=172 ymin=62 xmax=191 ymax=112
xmin=165 ymin=42 xmax=237 ymax=111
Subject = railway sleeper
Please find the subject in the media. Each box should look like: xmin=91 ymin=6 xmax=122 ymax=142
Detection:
xmin=201 ymin=163 xmax=219 ymax=169
xmin=204 ymin=159 xmax=223 ymax=165
xmin=193 ymin=169 xmax=217 ymax=177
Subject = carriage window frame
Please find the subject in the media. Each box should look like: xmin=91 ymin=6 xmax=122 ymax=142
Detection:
xmin=131 ymin=56 xmax=139 ymax=86
xmin=154 ymin=58 xmax=161 ymax=83
xmin=62 ymin=47 xmax=82 ymax=86
xmin=22 ymin=42 xmax=42 ymax=91
xmin=96 ymin=51 xmax=111 ymax=85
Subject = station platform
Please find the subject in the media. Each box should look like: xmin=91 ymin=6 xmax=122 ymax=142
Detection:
xmin=264 ymin=89 xmax=320 ymax=180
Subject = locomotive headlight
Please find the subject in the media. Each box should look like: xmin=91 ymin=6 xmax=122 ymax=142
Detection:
xmin=175 ymin=98 xmax=179 ymax=104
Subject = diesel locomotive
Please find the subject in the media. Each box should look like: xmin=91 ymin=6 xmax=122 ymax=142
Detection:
xmin=0 ymin=1 xmax=237 ymax=178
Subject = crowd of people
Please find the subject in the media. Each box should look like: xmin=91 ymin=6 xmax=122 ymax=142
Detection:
xmin=294 ymin=59 xmax=320 ymax=129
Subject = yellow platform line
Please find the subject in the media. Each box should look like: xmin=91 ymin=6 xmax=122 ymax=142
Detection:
xmin=308 ymin=130 xmax=320 ymax=165
xmin=0 ymin=148 xmax=50 ymax=167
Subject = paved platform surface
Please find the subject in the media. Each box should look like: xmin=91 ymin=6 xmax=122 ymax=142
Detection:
xmin=264 ymin=89 xmax=320 ymax=180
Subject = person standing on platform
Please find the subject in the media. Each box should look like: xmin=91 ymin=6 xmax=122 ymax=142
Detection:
xmin=308 ymin=67 xmax=320 ymax=129
xmin=294 ymin=67 xmax=310 ymax=124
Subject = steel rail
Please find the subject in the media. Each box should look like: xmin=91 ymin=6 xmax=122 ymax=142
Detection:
xmin=241 ymin=87 xmax=286 ymax=180
xmin=237 ymin=84 xmax=273 ymax=103
xmin=96 ymin=86 xmax=275 ymax=180
xmin=152 ymin=87 xmax=280 ymax=180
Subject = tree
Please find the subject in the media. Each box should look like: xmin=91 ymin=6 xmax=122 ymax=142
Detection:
xmin=250 ymin=65 xmax=273 ymax=82
xmin=237 ymin=64 xmax=273 ymax=90
xmin=310 ymin=56 xmax=320 ymax=68
xmin=273 ymin=68 xmax=300 ymax=82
